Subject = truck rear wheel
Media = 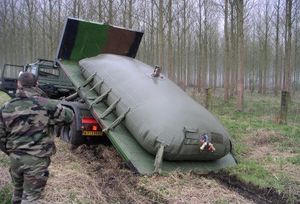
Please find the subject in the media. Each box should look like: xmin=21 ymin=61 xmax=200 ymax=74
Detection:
xmin=60 ymin=102 xmax=88 ymax=149
xmin=69 ymin=116 xmax=86 ymax=149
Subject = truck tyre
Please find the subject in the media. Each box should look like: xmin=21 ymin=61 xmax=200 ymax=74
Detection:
xmin=60 ymin=103 xmax=87 ymax=149
xmin=68 ymin=116 xmax=86 ymax=150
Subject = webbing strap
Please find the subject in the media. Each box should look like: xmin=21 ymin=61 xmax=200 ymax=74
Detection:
xmin=100 ymin=98 xmax=121 ymax=119
xmin=78 ymin=72 xmax=96 ymax=90
xmin=89 ymin=88 xmax=112 ymax=109
xmin=87 ymin=80 xmax=103 ymax=93
xmin=103 ymin=108 xmax=130 ymax=133
xmin=154 ymin=144 xmax=165 ymax=174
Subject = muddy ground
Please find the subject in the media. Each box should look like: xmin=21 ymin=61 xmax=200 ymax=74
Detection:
xmin=0 ymin=138 xmax=258 ymax=204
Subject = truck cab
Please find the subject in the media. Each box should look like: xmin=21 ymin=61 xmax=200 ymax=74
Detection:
xmin=0 ymin=63 xmax=24 ymax=96
xmin=1 ymin=59 xmax=75 ymax=98
xmin=0 ymin=59 xmax=103 ymax=148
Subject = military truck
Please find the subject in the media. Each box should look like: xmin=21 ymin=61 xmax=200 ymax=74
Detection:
xmin=0 ymin=18 xmax=236 ymax=174
xmin=0 ymin=58 xmax=103 ymax=148
xmin=1 ymin=59 xmax=74 ymax=98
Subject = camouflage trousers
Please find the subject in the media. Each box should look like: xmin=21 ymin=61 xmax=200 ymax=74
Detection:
xmin=9 ymin=153 xmax=50 ymax=204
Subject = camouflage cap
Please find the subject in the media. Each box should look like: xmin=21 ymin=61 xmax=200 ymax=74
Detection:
xmin=18 ymin=72 xmax=37 ymax=88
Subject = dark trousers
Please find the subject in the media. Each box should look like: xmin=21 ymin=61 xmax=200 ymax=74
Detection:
xmin=9 ymin=153 xmax=50 ymax=204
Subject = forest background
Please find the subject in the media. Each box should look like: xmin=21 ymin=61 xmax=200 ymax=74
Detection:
xmin=0 ymin=0 xmax=299 ymax=112
xmin=0 ymin=1 xmax=300 ymax=203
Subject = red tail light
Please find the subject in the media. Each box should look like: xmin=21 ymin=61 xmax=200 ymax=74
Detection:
xmin=82 ymin=117 xmax=97 ymax=124
xmin=92 ymin=125 xmax=98 ymax=131
xmin=81 ymin=117 xmax=102 ymax=136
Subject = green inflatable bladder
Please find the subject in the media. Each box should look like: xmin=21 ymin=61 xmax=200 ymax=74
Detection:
xmin=79 ymin=54 xmax=233 ymax=161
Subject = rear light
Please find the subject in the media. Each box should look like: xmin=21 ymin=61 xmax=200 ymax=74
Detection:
xmin=92 ymin=125 xmax=98 ymax=131
xmin=81 ymin=117 xmax=101 ymax=132
xmin=82 ymin=117 xmax=97 ymax=124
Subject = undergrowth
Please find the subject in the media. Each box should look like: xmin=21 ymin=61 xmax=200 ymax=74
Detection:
xmin=0 ymin=184 xmax=12 ymax=204
xmin=207 ymin=90 xmax=300 ymax=200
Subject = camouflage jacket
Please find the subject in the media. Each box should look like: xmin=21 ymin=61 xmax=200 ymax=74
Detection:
xmin=0 ymin=88 xmax=74 ymax=157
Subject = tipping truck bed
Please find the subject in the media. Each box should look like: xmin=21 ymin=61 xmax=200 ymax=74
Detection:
xmin=56 ymin=18 xmax=236 ymax=174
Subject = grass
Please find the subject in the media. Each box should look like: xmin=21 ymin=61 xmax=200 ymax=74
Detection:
xmin=287 ymin=155 xmax=300 ymax=165
xmin=204 ymin=89 xmax=300 ymax=198
xmin=228 ymin=161 xmax=285 ymax=190
xmin=0 ymin=184 xmax=12 ymax=204
xmin=0 ymin=154 xmax=10 ymax=168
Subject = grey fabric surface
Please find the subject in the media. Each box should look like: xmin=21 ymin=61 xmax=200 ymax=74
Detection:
xmin=79 ymin=54 xmax=232 ymax=161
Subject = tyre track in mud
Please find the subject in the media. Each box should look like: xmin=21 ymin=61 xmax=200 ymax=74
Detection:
xmin=206 ymin=171 xmax=291 ymax=204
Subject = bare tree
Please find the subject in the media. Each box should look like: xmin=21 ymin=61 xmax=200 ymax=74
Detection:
xmin=274 ymin=0 xmax=281 ymax=96
xmin=224 ymin=0 xmax=230 ymax=102
xmin=197 ymin=0 xmax=203 ymax=92
xmin=229 ymin=0 xmax=237 ymax=97
xmin=25 ymin=0 xmax=35 ymax=61
xmin=283 ymin=0 xmax=292 ymax=92
xmin=0 ymin=0 xmax=8 ymax=63
xmin=158 ymin=0 xmax=164 ymax=68
xmin=167 ymin=0 xmax=174 ymax=80
xmin=201 ymin=0 xmax=208 ymax=90
xmin=236 ymin=0 xmax=245 ymax=111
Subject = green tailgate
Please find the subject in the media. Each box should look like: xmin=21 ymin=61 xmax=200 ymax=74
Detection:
xmin=59 ymin=60 xmax=236 ymax=175
xmin=56 ymin=18 xmax=143 ymax=61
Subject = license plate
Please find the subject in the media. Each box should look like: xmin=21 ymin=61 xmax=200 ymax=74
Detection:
xmin=82 ymin=131 xmax=103 ymax=136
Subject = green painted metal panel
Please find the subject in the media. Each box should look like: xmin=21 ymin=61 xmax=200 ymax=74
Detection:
xmin=70 ymin=23 xmax=109 ymax=61
xmin=56 ymin=18 xmax=144 ymax=61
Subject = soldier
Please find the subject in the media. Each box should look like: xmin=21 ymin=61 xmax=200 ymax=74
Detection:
xmin=0 ymin=72 xmax=74 ymax=204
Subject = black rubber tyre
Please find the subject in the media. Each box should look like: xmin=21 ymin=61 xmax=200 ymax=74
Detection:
xmin=69 ymin=116 xmax=86 ymax=147
xmin=60 ymin=107 xmax=86 ymax=149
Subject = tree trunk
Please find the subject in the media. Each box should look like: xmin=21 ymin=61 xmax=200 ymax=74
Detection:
xmin=202 ymin=0 xmax=208 ymax=90
xmin=108 ymin=0 xmax=113 ymax=24
xmin=10 ymin=0 xmax=17 ymax=63
xmin=42 ymin=0 xmax=47 ymax=57
xmin=197 ymin=0 xmax=202 ymax=92
xmin=236 ymin=0 xmax=244 ymax=111
xmin=167 ymin=0 xmax=174 ymax=80
xmin=224 ymin=0 xmax=230 ymax=102
xmin=122 ymin=0 xmax=127 ymax=27
xmin=25 ymin=0 xmax=34 ymax=61
xmin=128 ymin=0 xmax=133 ymax=28
xmin=49 ymin=0 xmax=54 ymax=58
xmin=158 ymin=0 xmax=164 ymax=68
xmin=274 ymin=0 xmax=280 ymax=96
xmin=283 ymin=0 xmax=292 ymax=92
xmin=98 ymin=0 xmax=102 ymax=22
xmin=229 ymin=0 xmax=237 ymax=97
xmin=150 ymin=0 xmax=155 ymax=65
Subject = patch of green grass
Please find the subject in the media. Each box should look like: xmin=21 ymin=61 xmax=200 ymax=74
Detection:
xmin=0 ymin=153 xmax=10 ymax=168
xmin=229 ymin=161 xmax=285 ymax=191
xmin=287 ymin=154 xmax=300 ymax=165
xmin=0 ymin=184 xmax=12 ymax=204
xmin=231 ymin=143 xmax=248 ymax=161
xmin=208 ymin=91 xmax=300 ymax=195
